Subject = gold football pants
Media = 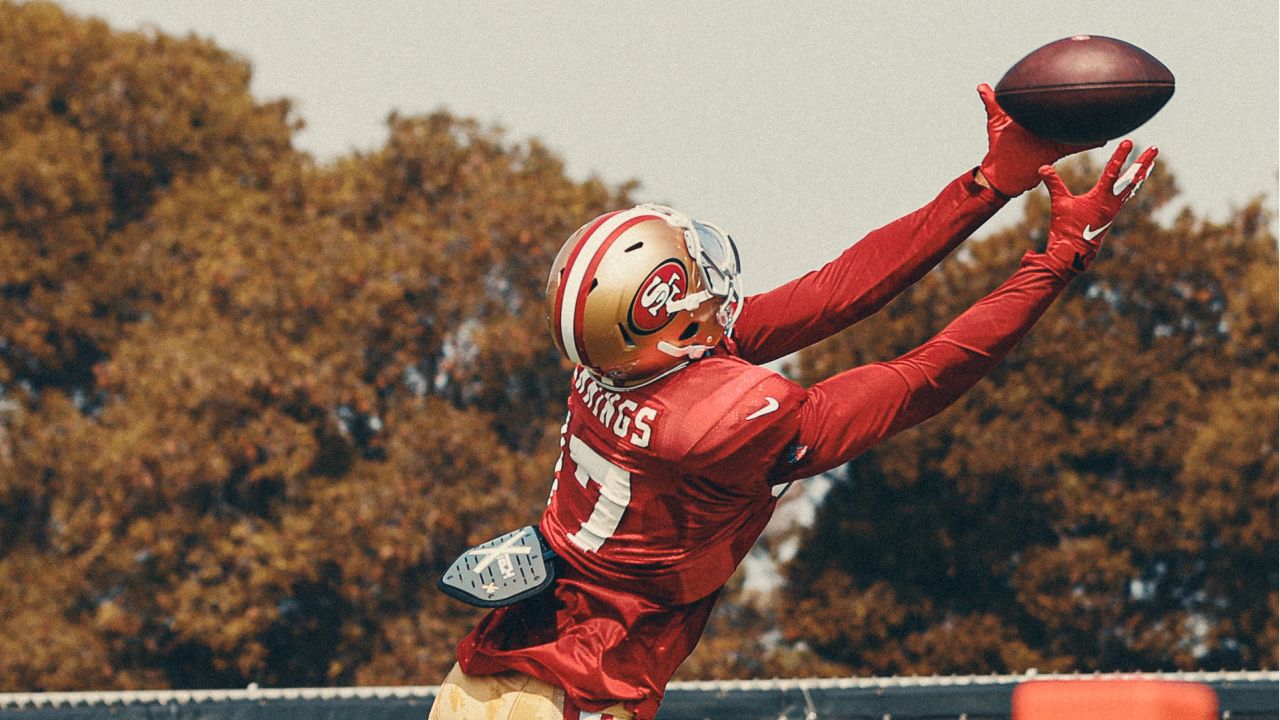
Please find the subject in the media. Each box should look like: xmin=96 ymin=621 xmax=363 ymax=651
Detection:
xmin=428 ymin=663 xmax=633 ymax=720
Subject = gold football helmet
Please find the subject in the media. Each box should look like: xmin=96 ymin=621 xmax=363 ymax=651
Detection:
xmin=546 ymin=204 xmax=743 ymax=390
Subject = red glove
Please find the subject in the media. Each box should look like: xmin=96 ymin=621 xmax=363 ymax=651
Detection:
xmin=1037 ymin=139 xmax=1159 ymax=276
xmin=976 ymin=83 xmax=1103 ymax=197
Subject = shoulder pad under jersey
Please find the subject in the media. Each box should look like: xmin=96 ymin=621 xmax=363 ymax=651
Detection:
xmin=655 ymin=357 xmax=806 ymax=472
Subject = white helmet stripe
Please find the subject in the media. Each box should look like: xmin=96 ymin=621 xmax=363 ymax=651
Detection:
xmin=557 ymin=208 xmax=652 ymax=365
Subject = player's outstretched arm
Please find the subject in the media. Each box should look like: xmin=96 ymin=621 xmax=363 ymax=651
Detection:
xmin=731 ymin=85 xmax=1097 ymax=366
xmin=775 ymin=141 xmax=1157 ymax=483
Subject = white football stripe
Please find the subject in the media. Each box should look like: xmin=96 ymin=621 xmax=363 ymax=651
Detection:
xmin=1112 ymin=159 xmax=1154 ymax=197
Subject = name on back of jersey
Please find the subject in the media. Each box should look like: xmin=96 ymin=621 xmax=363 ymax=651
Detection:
xmin=572 ymin=368 xmax=657 ymax=448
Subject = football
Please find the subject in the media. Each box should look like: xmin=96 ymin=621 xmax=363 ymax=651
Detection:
xmin=994 ymin=35 xmax=1174 ymax=144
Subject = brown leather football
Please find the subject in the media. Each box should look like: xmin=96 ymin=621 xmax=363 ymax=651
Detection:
xmin=995 ymin=35 xmax=1174 ymax=144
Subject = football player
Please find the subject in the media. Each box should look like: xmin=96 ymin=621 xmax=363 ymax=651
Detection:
xmin=428 ymin=85 xmax=1158 ymax=720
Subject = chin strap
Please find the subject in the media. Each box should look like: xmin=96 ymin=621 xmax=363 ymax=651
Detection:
xmin=657 ymin=340 xmax=711 ymax=360
xmin=587 ymin=340 xmax=711 ymax=393
xmin=591 ymin=361 xmax=691 ymax=392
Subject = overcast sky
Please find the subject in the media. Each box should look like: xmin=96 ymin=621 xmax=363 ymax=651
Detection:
xmin=55 ymin=1 xmax=1279 ymax=294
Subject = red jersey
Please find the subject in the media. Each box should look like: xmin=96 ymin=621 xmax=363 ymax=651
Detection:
xmin=457 ymin=171 xmax=1078 ymax=718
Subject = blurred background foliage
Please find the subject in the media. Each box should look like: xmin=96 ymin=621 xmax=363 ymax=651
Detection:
xmin=0 ymin=1 xmax=1274 ymax=691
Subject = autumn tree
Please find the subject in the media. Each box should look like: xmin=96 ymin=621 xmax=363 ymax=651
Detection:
xmin=1 ymin=0 xmax=295 ymax=688
xmin=0 ymin=1 xmax=627 ymax=690
xmin=2 ymin=0 xmax=1274 ymax=693
xmin=777 ymin=154 xmax=1278 ymax=676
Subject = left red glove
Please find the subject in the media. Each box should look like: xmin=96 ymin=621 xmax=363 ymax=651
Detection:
xmin=976 ymin=83 xmax=1102 ymax=197
xmin=1037 ymin=139 xmax=1159 ymax=277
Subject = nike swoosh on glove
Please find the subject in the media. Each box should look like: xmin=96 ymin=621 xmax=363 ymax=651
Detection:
xmin=1038 ymin=139 xmax=1159 ymax=277
xmin=976 ymin=83 xmax=1104 ymax=197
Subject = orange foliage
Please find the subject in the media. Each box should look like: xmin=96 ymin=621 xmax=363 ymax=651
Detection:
xmin=0 ymin=2 xmax=1273 ymax=691
xmin=0 ymin=1 xmax=626 ymax=690
xmin=779 ymin=155 xmax=1278 ymax=675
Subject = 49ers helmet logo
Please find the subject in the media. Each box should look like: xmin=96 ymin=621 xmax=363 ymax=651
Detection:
xmin=628 ymin=259 xmax=687 ymax=335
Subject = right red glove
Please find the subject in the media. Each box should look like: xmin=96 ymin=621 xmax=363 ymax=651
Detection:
xmin=1037 ymin=139 xmax=1159 ymax=277
xmin=976 ymin=83 xmax=1102 ymax=197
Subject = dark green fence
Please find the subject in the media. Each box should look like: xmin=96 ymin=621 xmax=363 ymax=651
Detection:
xmin=1 ymin=672 xmax=1275 ymax=719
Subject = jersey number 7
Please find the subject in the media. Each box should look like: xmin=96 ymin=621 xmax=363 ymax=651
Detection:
xmin=563 ymin=435 xmax=632 ymax=552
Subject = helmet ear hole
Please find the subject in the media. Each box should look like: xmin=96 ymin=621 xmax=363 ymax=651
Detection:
xmin=679 ymin=322 xmax=699 ymax=341
xmin=618 ymin=324 xmax=637 ymax=349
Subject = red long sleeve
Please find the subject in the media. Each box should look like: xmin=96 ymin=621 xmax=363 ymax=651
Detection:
xmin=778 ymin=250 xmax=1071 ymax=483
xmin=731 ymin=170 xmax=1007 ymax=365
